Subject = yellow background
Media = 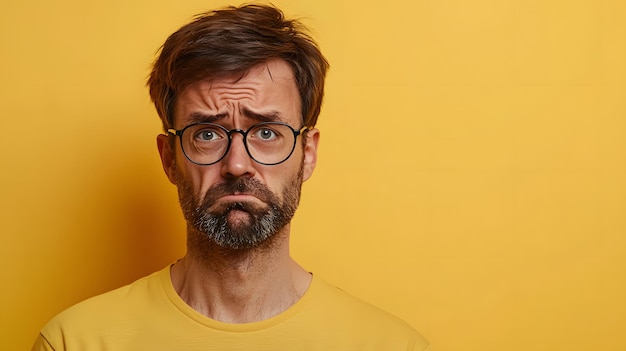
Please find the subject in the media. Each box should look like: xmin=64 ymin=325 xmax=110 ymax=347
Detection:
xmin=1 ymin=0 xmax=625 ymax=350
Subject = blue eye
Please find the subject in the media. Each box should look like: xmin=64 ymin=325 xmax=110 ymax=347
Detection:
xmin=255 ymin=128 xmax=278 ymax=141
xmin=194 ymin=128 xmax=223 ymax=141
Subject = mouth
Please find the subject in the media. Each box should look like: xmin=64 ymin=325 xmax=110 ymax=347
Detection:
xmin=200 ymin=177 xmax=274 ymax=213
xmin=218 ymin=193 xmax=263 ymax=203
xmin=207 ymin=192 xmax=268 ymax=215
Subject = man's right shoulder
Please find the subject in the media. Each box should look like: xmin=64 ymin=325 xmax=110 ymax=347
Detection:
xmin=34 ymin=268 xmax=168 ymax=350
xmin=49 ymin=268 xmax=164 ymax=322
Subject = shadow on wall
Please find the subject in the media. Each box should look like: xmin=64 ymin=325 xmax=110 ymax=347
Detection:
xmin=16 ymin=103 xmax=188 ymax=351
xmin=48 ymin=112 xmax=185 ymax=304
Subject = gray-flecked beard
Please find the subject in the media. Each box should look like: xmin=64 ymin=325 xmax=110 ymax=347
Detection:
xmin=177 ymin=166 xmax=303 ymax=251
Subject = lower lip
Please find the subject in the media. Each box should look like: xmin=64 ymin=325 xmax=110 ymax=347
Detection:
xmin=219 ymin=194 xmax=260 ymax=202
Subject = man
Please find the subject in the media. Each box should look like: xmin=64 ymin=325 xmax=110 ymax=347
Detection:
xmin=32 ymin=4 xmax=429 ymax=350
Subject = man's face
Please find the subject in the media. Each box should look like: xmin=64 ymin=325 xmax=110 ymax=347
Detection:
xmin=157 ymin=59 xmax=319 ymax=250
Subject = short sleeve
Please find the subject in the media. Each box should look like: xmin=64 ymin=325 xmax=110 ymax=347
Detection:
xmin=31 ymin=333 xmax=57 ymax=351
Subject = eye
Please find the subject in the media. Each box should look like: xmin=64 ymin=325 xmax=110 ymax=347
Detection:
xmin=254 ymin=127 xmax=278 ymax=141
xmin=193 ymin=127 xmax=224 ymax=142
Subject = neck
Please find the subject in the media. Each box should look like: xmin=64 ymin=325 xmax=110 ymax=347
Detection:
xmin=170 ymin=224 xmax=312 ymax=323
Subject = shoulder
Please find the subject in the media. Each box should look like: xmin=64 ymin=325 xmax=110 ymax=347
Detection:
xmin=310 ymin=277 xmax=412 ymax=326
xmin=50 ymin=268 xmax=165 ymax=318
xmin=303 ymin=277 xmax=430 ymax=350
xmin=38 ymin=268 xmax=168 ymax=347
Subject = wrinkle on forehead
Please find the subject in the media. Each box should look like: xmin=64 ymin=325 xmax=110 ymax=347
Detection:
xmin=265 ymin=64 xmax=275 ymax=83
xmin=217 ymin=59 xmax=291 ymax=86
xmin=174 ymin=59 xmax=301 ymax=127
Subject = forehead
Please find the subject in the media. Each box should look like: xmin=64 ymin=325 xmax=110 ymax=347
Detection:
xmin=174 ymin=59 xmax=301 ymax=126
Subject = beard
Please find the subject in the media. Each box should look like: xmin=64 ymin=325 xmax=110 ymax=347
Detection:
xmin=176 ymin=164 xmax=303 ymax=251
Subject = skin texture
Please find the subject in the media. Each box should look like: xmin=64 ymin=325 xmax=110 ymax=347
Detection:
xmin=156 ymin=58 xmax=320 ymax=323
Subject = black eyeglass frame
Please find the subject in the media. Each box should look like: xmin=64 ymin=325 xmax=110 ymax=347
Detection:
xmin=167 ymin=121 xmax=308 ymax=166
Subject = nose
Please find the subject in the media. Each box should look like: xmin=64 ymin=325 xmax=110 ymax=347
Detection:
xmin=219 ymin=132 xmax=256 ymax=179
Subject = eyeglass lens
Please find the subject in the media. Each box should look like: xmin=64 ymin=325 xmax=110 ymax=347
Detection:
xmin=180 ymin=123 xmax=298 ymax=165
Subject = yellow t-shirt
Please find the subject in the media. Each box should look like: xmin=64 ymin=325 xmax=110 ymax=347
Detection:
xmin=32 ymin=266 xmax=429 ymax=350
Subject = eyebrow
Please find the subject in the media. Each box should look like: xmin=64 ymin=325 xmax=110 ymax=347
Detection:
xmin=241 ymin=107 xmax=284 ymax=123
xmin=187 ymin=112 xmax=228 ymax=124
xmin=185 ymin=108 xmax=285 ymax=126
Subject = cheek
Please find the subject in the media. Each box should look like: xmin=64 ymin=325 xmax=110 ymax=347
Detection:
xmin=195 ymin=170 xmax=221 ymax=197
xmin=175 ymin=160 xmax=220 ymax=198
xmin=266 ymin=157 xmax=304 ymax=191
xmin=288 ymin=147 xmax=310 ymax=181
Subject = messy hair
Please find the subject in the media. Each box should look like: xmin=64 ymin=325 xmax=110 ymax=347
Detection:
xmin=147 ymin=4 xmax=329 ymax=130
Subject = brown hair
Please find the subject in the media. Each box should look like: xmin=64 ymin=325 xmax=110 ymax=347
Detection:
xmin=147 ymin=4 xmax=329 ymax=130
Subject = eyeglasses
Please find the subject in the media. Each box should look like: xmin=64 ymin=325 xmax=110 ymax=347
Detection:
xmin=168 ymin=122 xmax=308 ymax=166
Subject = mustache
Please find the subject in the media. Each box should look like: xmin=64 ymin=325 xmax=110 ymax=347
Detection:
xmin=200 ymin=177 xmax=275 ymax=207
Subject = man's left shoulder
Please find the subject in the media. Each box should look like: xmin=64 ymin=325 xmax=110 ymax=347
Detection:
xmin=311 ymin=277 xmax=414 ymax=325
xmin=306 ymin=277 xmax=430 ymax=350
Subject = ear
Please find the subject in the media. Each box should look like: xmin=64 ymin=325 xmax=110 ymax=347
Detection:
xmin=157 ymin=134 xmax=178 ymax=185
xmin=301 ymin=128 xmax=320 ymax=182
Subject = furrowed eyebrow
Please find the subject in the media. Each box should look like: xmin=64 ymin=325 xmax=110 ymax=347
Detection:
xmin=187 ymin=112 xmax=228 ymax=124
xmin=184 ymin=109 xmax=284 ymax=127
xmin=241 ymin=107 xmax=284 ymax=123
